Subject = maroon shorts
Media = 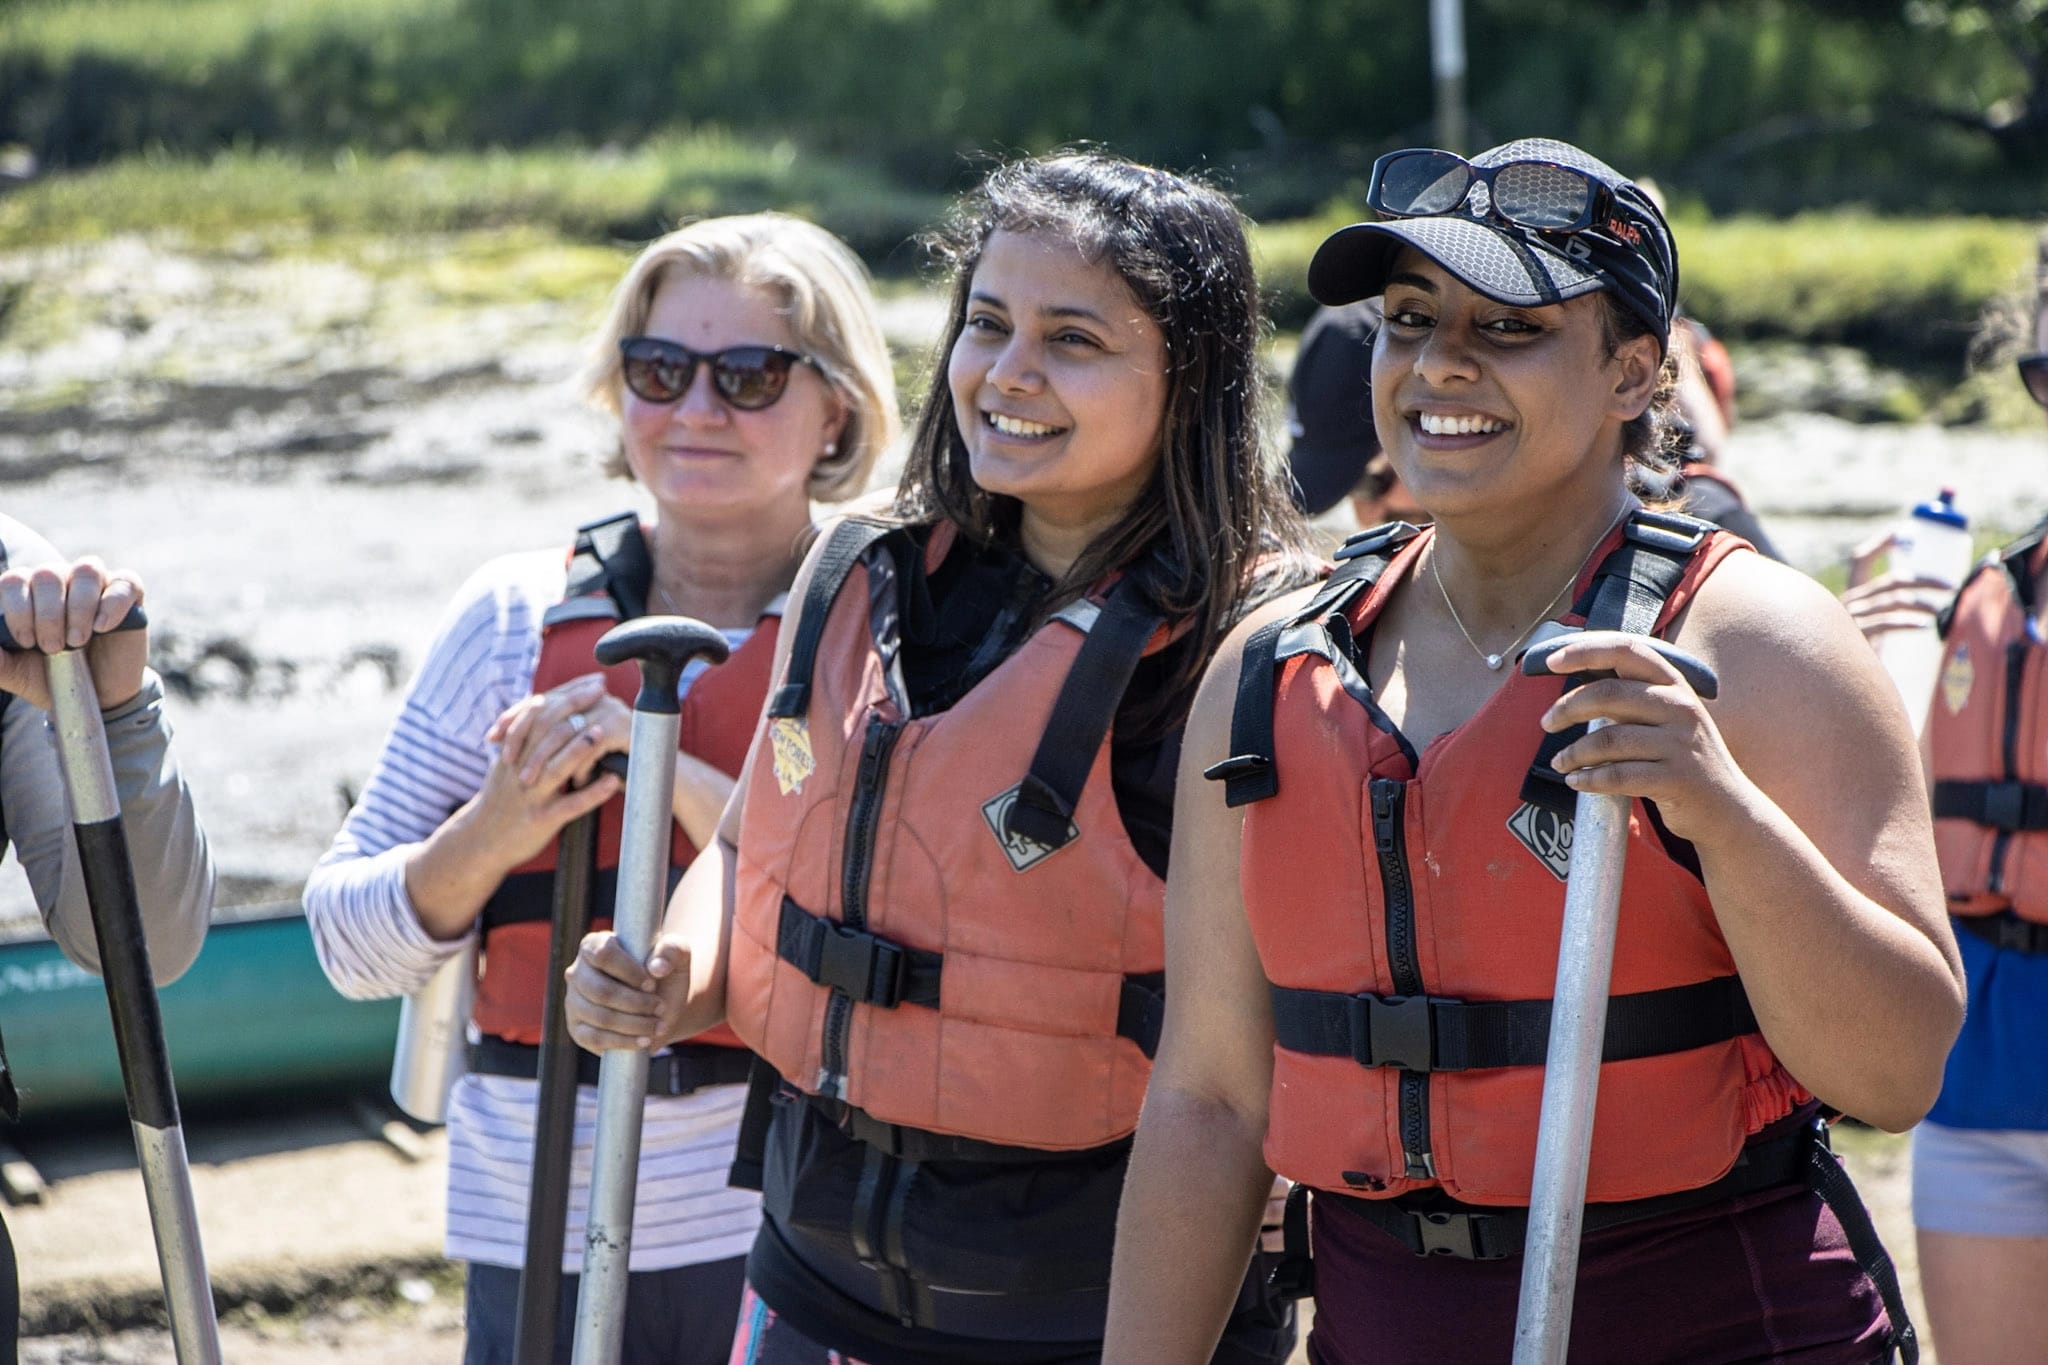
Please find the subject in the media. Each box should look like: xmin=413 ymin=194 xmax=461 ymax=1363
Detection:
xmin=1305 ymin=1181 xmax=1893 ymax=1365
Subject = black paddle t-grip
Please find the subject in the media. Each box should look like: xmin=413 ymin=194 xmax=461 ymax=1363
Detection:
xmin=0 ymin=604 xmax=148 ymax=654
xmin=1520 ymin=630 xmax=1721 ymax=701
xmin=594 ymin=617 xmax=731 ymax=714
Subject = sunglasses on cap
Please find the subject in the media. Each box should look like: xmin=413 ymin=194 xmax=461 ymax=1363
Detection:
xmin=619 ymin=337 xmax=819 ymax=410
xmin=1367 ymin=148 xmax=1642 ymax=237
xmin=2022 ymin=354 xmax=2048 ymax=410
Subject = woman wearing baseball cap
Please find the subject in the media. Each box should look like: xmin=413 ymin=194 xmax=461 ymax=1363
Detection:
xmin=1105 ymin=138 xmax=1960 ymax=1363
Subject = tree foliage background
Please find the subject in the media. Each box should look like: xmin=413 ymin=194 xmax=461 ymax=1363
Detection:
xmin=1 ymin=0 xmax=2041 ymax=213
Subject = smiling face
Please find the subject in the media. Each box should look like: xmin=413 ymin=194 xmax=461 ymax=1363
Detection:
xmin=619 ymin=271 xmax=847 ymax=521
xmin=1371 ymin=249 xmax=1660 ymax=525
xmin=947 ymin=230 xmax=1170 ymax=539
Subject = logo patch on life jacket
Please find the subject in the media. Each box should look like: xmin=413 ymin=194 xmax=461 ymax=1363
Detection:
xmin=768 ymin=717 xmax=815 ymax=796
xmin=981 ymin=785 xmax=1077 ymax=873
xmin=1941 ymin=642 xmax=1974 ymax=716
xmin=1507 ymin=801 xmax=1574 ymax=881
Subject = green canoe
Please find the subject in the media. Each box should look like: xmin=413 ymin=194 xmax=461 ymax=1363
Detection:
xmin=0 ymin=903 xmax=400 ymax=1121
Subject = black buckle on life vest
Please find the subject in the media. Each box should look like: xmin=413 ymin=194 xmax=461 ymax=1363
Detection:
xmin=817 ymin=922 xmax=908 ymax=1008
xmin=1346 ymin=993 xmax=1443 ymax=1073
xmin=1621 ymin=508 xmax=1711 ymax=556
xmin=1987 ymin=780 xmax=2029 ymax=833
xmin=1414 ymin=1208 xmax=1510 ymax=1260
xmin=1333 ymin=520 xmax=1424 ymax=563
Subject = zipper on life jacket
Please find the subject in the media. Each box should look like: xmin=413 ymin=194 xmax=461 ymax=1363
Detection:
xmin=1990 ymin=640 xmax=2029 ymax=895
xmin=1370 ymin=777 xmax=1434 ymax=1180
xmin=818 ymin=712 xmax=903 ymax=1097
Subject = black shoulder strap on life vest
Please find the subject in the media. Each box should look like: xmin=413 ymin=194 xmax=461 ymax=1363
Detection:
xmin=1519 ymin=509 xmax=1713 ymax=818
xmin=1207 ymin=522 xmax=1424 ymax=808
xmin=565 ymin=511 xmax=653 ymax=619
xmin=1004 ymin=574 xmax=1168 ymax=849
xmin=766 ymin=517 xmax=897 ymax=721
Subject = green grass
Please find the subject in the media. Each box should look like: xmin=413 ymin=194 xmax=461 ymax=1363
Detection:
xmin=0 ymin=137 xmax=945 ymax=266
xmin=0 ymin=0 xmax=447 ymax=68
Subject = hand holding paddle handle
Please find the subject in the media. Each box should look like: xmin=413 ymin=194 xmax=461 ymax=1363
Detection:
xmin=571 ymin=618 xmax=731 ymax=1365
xmin=3 ymin=607 xmax=223 ymax=1365
xmin=1511 ymin=625 xmax=1717 ymax=1365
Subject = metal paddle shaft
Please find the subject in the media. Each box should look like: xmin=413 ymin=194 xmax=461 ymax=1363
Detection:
xmin=514 ymin=800 xmax=602 ymax=1365
xmin=571 ymin=619 xmax=730 ymax=1365
xmin=1509 ymin=746 xmax=1628 ymax=1365
xmin=41 ymin=641 xmax=222 ymax=1365
xmin=1511 ymin=627 xmax=1720 ymax=1364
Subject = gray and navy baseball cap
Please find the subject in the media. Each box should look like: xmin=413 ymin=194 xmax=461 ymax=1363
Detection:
xmin=1307 ymin=138 xmax=1678 ymax=351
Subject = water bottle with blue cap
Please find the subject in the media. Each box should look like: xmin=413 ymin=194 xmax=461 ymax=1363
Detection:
xmin=1877 ymin=488 xmax=1974 ymax=731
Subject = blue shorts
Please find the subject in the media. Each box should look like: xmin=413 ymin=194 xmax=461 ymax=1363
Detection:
xmin=1911 ymin=1121 xmax=2048 ymax=1238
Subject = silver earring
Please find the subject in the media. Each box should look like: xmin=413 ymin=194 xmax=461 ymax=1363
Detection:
xmin=823 ymin=440 xmax=838 ymax=458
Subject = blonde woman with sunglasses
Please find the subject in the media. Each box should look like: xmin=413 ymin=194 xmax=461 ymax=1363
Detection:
xmin=305 ymin=214 xmax=898 ymax=1365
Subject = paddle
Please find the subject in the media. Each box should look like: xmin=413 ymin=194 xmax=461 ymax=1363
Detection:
xmin=515 ymin=750 xmax=625 ymax=1365
xmin=1510 ymin=625 xmax=1719 ymax=1365
xmin=0 ymin=608 xmax=222 ymax=1365
xmin=569 ymin=618 xmax=730 ymax=1365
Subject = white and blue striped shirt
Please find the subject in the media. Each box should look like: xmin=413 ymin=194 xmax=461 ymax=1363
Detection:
xmin=304 ymin=548 xmax=762 ymax=1271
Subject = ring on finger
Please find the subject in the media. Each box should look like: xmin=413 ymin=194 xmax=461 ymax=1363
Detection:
xmin=568 ymin=712 xmax=589 ymax=735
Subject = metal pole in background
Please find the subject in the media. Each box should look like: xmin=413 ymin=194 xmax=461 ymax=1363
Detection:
xmin=570 ymin=618 xmax=729 ymax=1365
xmin=30 ymin=624 xmax=221 ymax=1365
xmin=1430 ymin=0 xmax=1468 ymax=153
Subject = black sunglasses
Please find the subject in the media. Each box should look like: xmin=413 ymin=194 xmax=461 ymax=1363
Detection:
xmin=618 ymin=337 xmax=818 ymax=410
xmin=2021 ymin=354 xmax=2048 ymax=410
xmin=1367 ymin=148 xmax=1628 ymax=236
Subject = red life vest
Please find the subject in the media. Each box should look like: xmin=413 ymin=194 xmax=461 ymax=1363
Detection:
xmin=1926 ymin=524 xmax=2048 ymax=933
xmin=726 ymin=518 xmax=1170 ymax=1152
xmin=1221 ymin=511 xmax=1806 ymax=1206
xmin=471 ymin=514 xmax=773 ymax=1049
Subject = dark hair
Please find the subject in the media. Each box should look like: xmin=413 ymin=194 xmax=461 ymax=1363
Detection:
xmin=1598 ymin=293 xmax=1682 ymax=492
xmin=896 ymin=151 xmax=1316 ymax=739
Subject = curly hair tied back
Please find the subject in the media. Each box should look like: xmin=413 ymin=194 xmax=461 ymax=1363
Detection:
xmin=897 ymin=151 xmax=1315 ymax=740
xmin=1599 ymin=292 xmax=1683 ymax=491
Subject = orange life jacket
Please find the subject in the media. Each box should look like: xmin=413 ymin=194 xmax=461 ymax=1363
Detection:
xmin=726 ymin=518 xmax=1170 ymax=1152
xmin=472 ymin=514 xmax=771 ymax=1049
xmin=1219 ymin=511 xmax=1806 ymax=1206
xmin=1927 ymin=523 xmax=2048 ymax=932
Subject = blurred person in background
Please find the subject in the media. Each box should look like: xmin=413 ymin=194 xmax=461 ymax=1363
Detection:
xmin=304 ymin=214 xmax=899 ymax=1365
xmin=1283 ymin=301 xmax=1428 ymax=530
xmin=1845 ymin=229 xmax=2048 ymax=1365
xmin=0 ymin=522 xmax=213 ymax=1363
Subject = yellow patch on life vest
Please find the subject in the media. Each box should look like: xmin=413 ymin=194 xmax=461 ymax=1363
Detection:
xmin=768 ymin=717 xmax=815 ymax=796
xmin=1941 ymin=642 xmax=1974 ymax=716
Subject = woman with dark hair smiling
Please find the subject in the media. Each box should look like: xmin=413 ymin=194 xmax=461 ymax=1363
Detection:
xmin=565 ymin=152 xmax=1312 ymax=1365
xmin=1104 ymin=138 xmax=1962 ymax=1365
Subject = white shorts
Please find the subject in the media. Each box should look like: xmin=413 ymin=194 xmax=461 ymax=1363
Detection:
xmin=1912 ymin=1120 xmax=2048 ymax=1238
